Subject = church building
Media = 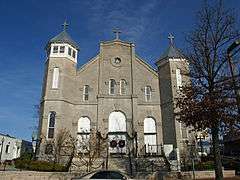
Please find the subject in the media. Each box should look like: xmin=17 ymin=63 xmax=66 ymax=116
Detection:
xmin=37 ymin=22 xmax=190 ymax=166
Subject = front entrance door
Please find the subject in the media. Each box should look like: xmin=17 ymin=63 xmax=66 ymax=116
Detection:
xmin=108 ymin=111 xmax=127 ymax=154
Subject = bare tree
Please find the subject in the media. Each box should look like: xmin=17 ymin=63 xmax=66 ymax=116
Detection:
xmin=175 ymin=1 xmax=239 ymax=179
xmin=73 ymin=130 xmax=107 ymax=172
xmin=43 ymin=128 xmax=76 ymax=171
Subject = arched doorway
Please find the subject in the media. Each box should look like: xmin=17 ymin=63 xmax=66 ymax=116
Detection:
xmin=77 ymin=116 xmax=91 ymax=151
xmin=144 ymin=117 xmax=157 ymax=153
xmin=108 ymin=111 xmax=127 ymax=154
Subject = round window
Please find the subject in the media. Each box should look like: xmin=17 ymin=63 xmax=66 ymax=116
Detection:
xmin=111 ymin=57 xmax=122 ymax=67
xmin=114 ymin=57 xmax=121 ymax=64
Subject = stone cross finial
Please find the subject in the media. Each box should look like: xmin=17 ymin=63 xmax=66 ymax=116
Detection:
xmin=168 ymin=33 xmax=174 ymax=44
xmin=113 ymin=28 xmax=121 ymax=40
xmin=62 ymin=20 xmax=69 ymax=31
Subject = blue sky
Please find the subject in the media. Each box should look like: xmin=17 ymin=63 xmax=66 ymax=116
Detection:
xmin=0 ymin=0 xmax=239 ymax=141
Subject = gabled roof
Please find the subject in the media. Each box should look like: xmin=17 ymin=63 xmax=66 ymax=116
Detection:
xmin=159 ymin=43 xmax=184 ymax=60
xmin=135 ymin=55 xmax=158 ymax=77
xmin=47 ymin=30 xmax=79 ymax=50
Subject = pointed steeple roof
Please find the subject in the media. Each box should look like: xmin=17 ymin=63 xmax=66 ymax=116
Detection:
xmin=46 ymin=21 xmax=79 ymax=50
xmin=158 ymin=33 xmax=184 ymax=60
xmin=159 ymin=44 xmax=184 ymax=59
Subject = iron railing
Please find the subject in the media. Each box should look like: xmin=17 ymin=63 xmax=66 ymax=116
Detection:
xmin=140 ymin=144 xmax=163 ymax=157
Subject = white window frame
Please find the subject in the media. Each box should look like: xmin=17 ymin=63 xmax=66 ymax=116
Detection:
xmin=72 ymin=50 xmax=76 ymax=58
xmin=144 ymin=117 xmax=157 ymax=153
xmin=108 ymin=111 xmax=127 ymax=132
xmin=77 ymin=117 xmax=91 ymax=152
xmin=68 ymin=47 xmax=72 ymax=56
xmin=83 ymin=85 xmax=89 ymax=101
xmin=120 ymin=79 xmax=126 ymax=95
xmin=59 ymin=46 xmax=65 ymax=53
xmin=109 ymin=79 xmax=116 ymax=95
xmin=52 ymin=67 xmax=59 ymax=89
xmin=145 ymin=86 xmax=152 ymax=102
xmin=47 ymin=111 xmax=56 ymax=139
xmin=176 ymin=68 xmax=182 ymax=89
xmin=52 ymin=46 xmax=58 ymax=53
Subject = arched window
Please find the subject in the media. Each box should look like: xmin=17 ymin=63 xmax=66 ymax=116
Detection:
xmin=47 ymin=111 xmax=56 ymax=139
xmin=145 ymin=86 xmax=152 ymax=102
xmin=78 ymin=117 xmax=91 ymax=133
xmin=176 ymin=68 xmax=182 ymax=89
xmin=83 ymin=85 xmax=89 ymax=101
xmin=108 ymin=111 xmax=126 ymax=132
xmin=77 ymin=117 xmax=91 ymax=150
xmin=120 ymin=79 xmax=127 ymax=95
xmin=109 ymin=79 xmax=116 ymax=95
xmin=52 ymin=67 xmax=59 ymax=89
xmin=144 ymin=117 xmax=157 ymax=153
xmin=108 ymin=111 xmax=127 ymax=154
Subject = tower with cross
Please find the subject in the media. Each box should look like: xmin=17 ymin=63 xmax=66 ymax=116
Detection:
xmin=46 ymin=21 xmax=79 ymax=63
xmin=155 ymin=34 xmax=190 ymax=153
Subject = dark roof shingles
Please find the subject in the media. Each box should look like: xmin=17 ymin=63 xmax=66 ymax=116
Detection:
xmin=47 ymin=31 xmax=79 ymax=50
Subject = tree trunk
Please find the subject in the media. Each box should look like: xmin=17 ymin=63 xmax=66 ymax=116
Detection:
xmin=65 ymin=149 xmax=75 ymax=171
xmin=211 ymin=126 xmax=223 ymax=180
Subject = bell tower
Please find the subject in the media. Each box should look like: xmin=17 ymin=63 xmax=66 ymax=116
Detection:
xmin=156 ymin=34 xmax=189 ymax=155
xmin=45 ymin=21 xmax=79 ymax=63
xmin=38 ymin=21 xmax=79 ymax=158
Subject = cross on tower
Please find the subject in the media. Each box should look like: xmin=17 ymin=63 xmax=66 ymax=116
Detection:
xmin=62 ymin=20 xmax=69 ymax=31
xmin=168 ymin=33 xmax=174 ymax=44
xmin=113 ymin=28 xmax=122 ymax=40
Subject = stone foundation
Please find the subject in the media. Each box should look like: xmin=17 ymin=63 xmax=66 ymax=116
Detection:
xmin=0 ymin=171 xmax=84 ymax=180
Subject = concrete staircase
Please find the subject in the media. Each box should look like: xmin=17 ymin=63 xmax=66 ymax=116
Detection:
xmin=70 ymin=155 xmax=169 ymax=179
xmin=108 ymin=157 xmax=127 ymax=173
xmin=133 ymin=157 xmax=168 ymax=178
xmin=108 ymin=155 xmax=168 ymax=179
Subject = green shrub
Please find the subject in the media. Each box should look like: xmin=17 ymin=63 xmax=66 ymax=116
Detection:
xmin=19 ymin=152 xmax=32 ymax=160
xmin=14 ymin=159 xmax=66 ymax=172
xmin=195 ymin=161 xmax=215 ymax=170
xmin=181 ymin=161 xmax=215 ymax=171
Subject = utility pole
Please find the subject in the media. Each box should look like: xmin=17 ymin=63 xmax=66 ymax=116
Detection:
xmin=227 ymin=39 xmax=240 ymax=114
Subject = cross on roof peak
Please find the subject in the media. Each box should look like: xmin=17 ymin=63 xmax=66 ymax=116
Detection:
xmin=168 ymin=33 xmax=174 ymax=44
xmin=62 ymin=20 xmax=69 ymax=31
xmin=113 ymin=28 xmax=122 ymax=40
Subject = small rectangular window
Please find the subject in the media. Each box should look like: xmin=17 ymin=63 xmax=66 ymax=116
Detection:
xmin=109 ymin=79 xmax=116 ymax=95
xmin=176 ymin=68 xmax=182 ymax=89
xmin=48 ymin=111 xmax=56 ymax=139
xmin=60 ymin=46 xmax=65 ymax=53
xmin=68 ymin=47 xmax=72 ymax=56
xmin=120 ymin=80 xmax=126 ymax=95
xmin=83 ymin=85 xmax=89 ymax=101
xmin=52 ymin=68 xmax=59 ymax=89
xmin=53 ymin=46 xmax=58 ymax=53
xmin=72 ymin=50 xmax=76 ymax=58
xmin=5 ymin=144 xmax=10 ymax=153
xmin=145 ymin=86 xmax=151 ymax=101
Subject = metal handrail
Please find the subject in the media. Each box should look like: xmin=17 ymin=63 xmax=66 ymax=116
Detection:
xmin=140 ymin=144 xmax=163 ymax=156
